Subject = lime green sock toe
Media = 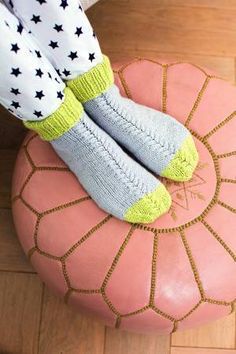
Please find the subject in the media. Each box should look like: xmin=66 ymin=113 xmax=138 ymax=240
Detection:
xmin=124 ymin=183 xmax=171 ymax=224
xmin=161 ymin=135 xmax=199 ymax=182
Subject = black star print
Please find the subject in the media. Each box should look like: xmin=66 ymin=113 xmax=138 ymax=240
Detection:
xmin=34 ymin=110 xmax=43 ymax=118
xmin=36 ymin=0 xmax=47 ymax=4
xmin=31 ymin=15 xmax=42 ymax=24
xmin=11 ymin=43 xmax=20 ymax=54
xmin=79 ymin=4 xmax=83 ymax=11
xmin=8 ymin=108 xmax=14 ymax=113
xmin=49 ymin=41 xmax=59 ymax=49
xmin=35 ymin=68 xmax=44 ymax=78
xmin=17 ymin=22 xmax=23 ymax=34
xmin=56 ymin=68 xmax=61 ymax=77
xmin=35 ymin=50 xmax=42 ymax=58
xmin=11 ymin=101 xmax=21 ymax=109
xmin=48 ymin=72 xmax=52 ymax=79
xmin=54 ymin=24 xmax=63 ymax=32
xmin=5 ymin=21 xmax=9 ymax=27
xmin=75 ymin=27 xmax=83 ymax=37
xmin=35 ymin=90 xmax=45 ymax=100
xmin=57 ymin=91 xmax=64 ymax=100
xmin=11 ymin=88 xmax=21 ymax=95
xmin=11 ymin=68 xmax=22 ymax=77
xmin=55 ymin=77 xmax=60 ymax=83
xmin=89 ymin=53 xmax=95 ymax=62
xmin=68 ymin=51 xmax=78 ymax=61
xmin=60 ymin=0 xmax=68 ymax=9
xmin=62 ymin=68 xmax=71 ymax=77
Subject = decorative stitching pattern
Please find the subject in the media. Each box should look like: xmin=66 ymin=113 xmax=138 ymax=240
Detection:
xmin=151 ymin=305 xmax=175 ymax=322
xmin=149 ymin=231 xmax=158 ymax=306
xmin=178 ymin=300 xmax=202 ymax=322
xmin=101 ymin=225 xmax=136 ymax=292
xmin=62 ymin=215 xmax=112 ymax=259
xmin=217 ymin=151 xmax=236 ymax=158
xmin=205 ymin=298 xmax=232 ymax=306
xmin=162 ymin=64 xmax=168 ymax=113
xmin=164 ymin=167 xmax=208 ymax=220
xmin=185 ymin=76 xmax=211 ymax=127
xmin=12 ymin=57 xmax=236 ymax=332
xmin=203 ymin=111 xmax=236 ymax=140
xmin=179 ymin=230 xmax=205 ymax=299
xmin=220 ymin=178 xmax=236 ymax=184
xmin=218 ymin=199 xmax=236 ymax=213
xmin=117 ymin=71 xmax=133 ymax=99
xmin=201 ymin=219 xmax=236 ymax=262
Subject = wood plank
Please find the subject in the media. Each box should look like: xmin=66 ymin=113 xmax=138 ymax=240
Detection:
xmin=0 ymin=106 xmax=26 ymax=149
xmin=0 ymin=209 xmax=34 ymax=272
xmin=105 ymin=328 xmax=170 ymax=354
xmin=38 ymin=288 xmax=105 ymax=354
xmin=0 ymin=149 xmax=18 ymax=208
xmin=171 ymin=312 xmax=236 ymax=349
xmin=171 ymin=348 xmax=236 ymax=354
xmin=113 ymin=0 xmax=236 ymax=8
xmin=0 ymin=272 xmax=42 ymax=354
xmin=88 ymin=2 xmax=236 ymax=57
xmin=154 ymin=0 xmax=236 ymax=8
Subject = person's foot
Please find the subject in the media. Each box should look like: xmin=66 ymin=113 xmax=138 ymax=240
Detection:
xmin=25 ymin=88 xmax=171 ymax=223
xmin=68 ymin=56 xmax=199 ymax=182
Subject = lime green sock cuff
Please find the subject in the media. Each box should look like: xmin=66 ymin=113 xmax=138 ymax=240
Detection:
xmin=24 ymin=88 xmax=83 ymax=141
xmin=67 ymin=55 xmax=114 ymax=103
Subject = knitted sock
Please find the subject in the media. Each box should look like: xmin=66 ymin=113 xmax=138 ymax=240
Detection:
xmin=25 ymin=88 xmax=171 ymax=224
xmin=68 ymin=56 xmax=199 ymax=182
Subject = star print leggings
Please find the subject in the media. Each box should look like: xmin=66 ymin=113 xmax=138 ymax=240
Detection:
xmin=0 ymin=0 xmax=103 ymax=121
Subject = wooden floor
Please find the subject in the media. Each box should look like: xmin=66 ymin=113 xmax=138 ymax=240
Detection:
xmin=0 ymin=0 xmax=236 ymax=353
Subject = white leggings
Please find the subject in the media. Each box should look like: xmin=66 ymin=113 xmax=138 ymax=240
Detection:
xmin=0 ymin=0 xmax=103 ymax=121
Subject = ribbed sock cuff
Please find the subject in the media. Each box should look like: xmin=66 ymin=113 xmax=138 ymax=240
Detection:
xmin=24 ymin=88 xmax=83 ymax=141
xmin=67 ymin=55 xmax=114 ymax=103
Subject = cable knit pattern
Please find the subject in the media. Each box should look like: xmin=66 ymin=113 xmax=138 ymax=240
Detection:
xmin=83 ymin=84 xmax=199 ymax=181
xmin=51 ymin=111 xmax=171 ymax=223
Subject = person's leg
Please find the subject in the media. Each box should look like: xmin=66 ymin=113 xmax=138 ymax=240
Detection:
xmin=0 ymin=4 xmax=65 ymax=120
xmin=4 ymin=0 xmax=103 ymax=79
xmin=7 ymin=0 xmax=199 ymax=182
xmin=0 ymin=3 xmax=171 ymax=223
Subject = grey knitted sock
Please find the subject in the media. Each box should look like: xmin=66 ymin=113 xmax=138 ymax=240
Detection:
xmin=84 ymin=84 xmax=199 ymax=182
xmin=51 ymin=112 xmax=171 ymax=224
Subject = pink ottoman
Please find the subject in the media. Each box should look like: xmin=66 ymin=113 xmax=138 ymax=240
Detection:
xmin=12 ymin=58 xmax=236 ymax=334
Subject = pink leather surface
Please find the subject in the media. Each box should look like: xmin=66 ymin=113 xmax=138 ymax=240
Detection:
xmin=12 ymin=58 xmax=236 ymax=334
xmin=154 ymin=232 xmax=201 ymax=319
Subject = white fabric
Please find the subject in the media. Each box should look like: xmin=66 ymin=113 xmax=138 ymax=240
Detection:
xmin=0 ymin=0 xmax=103 ymax=120
xmin=0 ymin=4 xmax=65 ymax=120
xmin=7 ymin=0 xmax=103 ymax=80
xmin=81 ymin=0 xmax=99 ymax=10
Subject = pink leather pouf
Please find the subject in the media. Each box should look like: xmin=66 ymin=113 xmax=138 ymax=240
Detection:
xmin=12 ymin=58 xmax=236 ymax=334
